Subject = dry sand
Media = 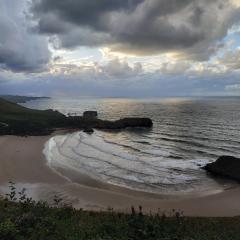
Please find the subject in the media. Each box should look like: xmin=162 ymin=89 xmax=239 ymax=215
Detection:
xmin=0 ymin=134 xmax=240 ymax=217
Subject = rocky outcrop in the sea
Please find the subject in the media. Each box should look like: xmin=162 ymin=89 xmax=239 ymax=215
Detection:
xmin=0 ymin=97 xmax=153 ymax=136
xmin=204 ymin=156 xmax=240 ymax=181
xmin=100 ymin=117 xmax=152 ymax=129
xmin=68 ymin=116 xmax=153 ymax=130
xmin=69 ymin=111 xmax=153 ymax=130
xmin=113 ymin=118 xmax=153 ymax=128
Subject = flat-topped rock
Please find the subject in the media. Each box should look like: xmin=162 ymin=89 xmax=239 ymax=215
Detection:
xmin=204 ymin=156 xmax=240 ymax=181
xmin=83 ymin=111 xmax=98 ymax=118
xmin=87 ymin=117 xmax=153 ymax=129
xmin=114 ymin=118 xmax=153 ymax=128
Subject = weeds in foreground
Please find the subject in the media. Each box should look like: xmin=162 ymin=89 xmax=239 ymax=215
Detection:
xmin=0 ymin=182 xmax=239 ymax=240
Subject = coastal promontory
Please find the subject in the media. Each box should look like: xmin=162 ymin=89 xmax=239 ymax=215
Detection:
xmin=0 ymin=97 xmax=152 ymax=136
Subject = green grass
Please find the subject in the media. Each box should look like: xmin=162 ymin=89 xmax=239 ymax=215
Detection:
xmin=0 ymin=183 xmax=240 ymax=240
xmin=0 ymin=97 xmax=64 ymax=122
xmin=1 ymin=199 xmax=240 ymax=240
xmin=0 ymin=97 xmax=67 ymax=135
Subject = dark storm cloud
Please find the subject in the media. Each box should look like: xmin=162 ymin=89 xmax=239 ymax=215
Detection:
xmin=31 ymin=0 xmax=240 ymax=59
xmin=32 ymin=0 xmax=142 ymax=31
xmin=0 ymin=0 xmax=50 ymax=72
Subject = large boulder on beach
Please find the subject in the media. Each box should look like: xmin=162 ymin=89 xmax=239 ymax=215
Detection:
xmin=204 ymin=156 xmax=240 ymax=181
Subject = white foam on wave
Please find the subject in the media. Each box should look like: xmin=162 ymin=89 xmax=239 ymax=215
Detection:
xmin=141 ymin=149 xmax=170 ymax=157
xmin=43 ymin=130 xmax=225 ymax=194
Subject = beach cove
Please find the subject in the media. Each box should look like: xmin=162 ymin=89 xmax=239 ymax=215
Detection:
xmin=1 ymin=133 xmax=240 ymax=217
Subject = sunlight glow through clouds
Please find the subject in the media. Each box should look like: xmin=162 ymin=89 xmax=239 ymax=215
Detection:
xmin=232 ymin=0 xmax=240 ymax=7
xmin=0 ymin=0 xmax=240 ymax=96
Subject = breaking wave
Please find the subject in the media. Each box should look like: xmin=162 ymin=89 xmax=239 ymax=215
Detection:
xmin=43 ymin=130 xmax=234 ymax=195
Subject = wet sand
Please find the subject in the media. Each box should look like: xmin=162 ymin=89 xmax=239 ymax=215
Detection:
xmin=0 ymin=134 xmax=240 ymax=217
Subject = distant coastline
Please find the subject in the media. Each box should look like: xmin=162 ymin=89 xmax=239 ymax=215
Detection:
xmin=0 ymin=97 xmax=152 ymax=136
xmin=0 ymin=95 xmax=51 ymax=104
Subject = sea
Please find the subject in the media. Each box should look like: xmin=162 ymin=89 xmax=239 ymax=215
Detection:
xmin=23 ymin=97 xmax=240 ymax=195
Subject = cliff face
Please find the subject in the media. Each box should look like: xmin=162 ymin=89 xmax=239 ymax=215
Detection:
xmin=204 ymin=156 xmax=240 ymax=181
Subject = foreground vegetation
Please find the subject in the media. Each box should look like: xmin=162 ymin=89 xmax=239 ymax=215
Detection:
xmin=0 ymin=183 xmax=240 ymax=240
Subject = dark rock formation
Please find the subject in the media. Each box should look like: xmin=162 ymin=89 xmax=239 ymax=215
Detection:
xmin=204 ymin=156 xmax=240 ymax=181
xmin=0 ymin=97 xmax=153 ymax=136
xmin=113 ymin=118 xmax=153 ymax=128
xmin=89 ymin=117 xmax=153 ymax=129
xmin=83 ymin=111 xmax=98 ymax=118
xmin=83 ymin=128 xmax=94 ymax=134
xmin=81 ymin=112 xmax=153 ymax=129
xmin=67 ymin=116 xmax=153 ymax=130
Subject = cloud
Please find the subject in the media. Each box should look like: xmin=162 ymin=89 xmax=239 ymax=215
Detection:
xmin=49 ymin=56 xmax=143 ymax=80
xmin=99 ymin=58 xmax=143 ymax=78
xmin=32 ymin=0 xmax=240 ymax=60
xmin=225 ymin=84 xmax=240 ymax=92
xmin=1 ymin=56 xmax=239 ymax=98
xmin=0 ymin=0 xmax=50 ymax=72
xmin=158 ymin=61 xmax=191 ymax=75
xmin=218 ymin=49 xmax=240 ymax=70
xmin=1 ymin=0 xmax=240 ymax=98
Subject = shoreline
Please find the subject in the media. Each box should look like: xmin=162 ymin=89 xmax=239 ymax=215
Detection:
xmin=0 ymin=133 xmax=240 ymax=216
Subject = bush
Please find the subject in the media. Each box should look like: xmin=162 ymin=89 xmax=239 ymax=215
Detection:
xmin=0 ymin=219 xmax=19 ymax=240
xmin=0 ymin=182 xmax=240 ymax=240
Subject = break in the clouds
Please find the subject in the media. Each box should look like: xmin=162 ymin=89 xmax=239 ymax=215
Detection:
xmin=32 ymin=0 xmax=240 ymax=60
xmin=0 ymin=0 xmax=50 ymax=72
xmin=0 ymin=0 xmax=240 ymax=97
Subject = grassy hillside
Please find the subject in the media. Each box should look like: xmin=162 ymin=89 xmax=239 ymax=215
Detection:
xmin=0 ymin=97 xmax=66 ymax=135
xmin=0 ymin=97 xmax=64 ymax=121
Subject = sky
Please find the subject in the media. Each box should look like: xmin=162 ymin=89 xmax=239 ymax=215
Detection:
xmin=0 ymin=0 xmax=240 ymax=98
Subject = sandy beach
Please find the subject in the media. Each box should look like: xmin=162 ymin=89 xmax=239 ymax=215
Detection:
xmin=0 ymin=133 xmax=240 ymax=217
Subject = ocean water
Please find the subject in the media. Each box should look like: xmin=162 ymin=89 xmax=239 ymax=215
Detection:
xmin=23 ymin=97 xmax=240 ymax=195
